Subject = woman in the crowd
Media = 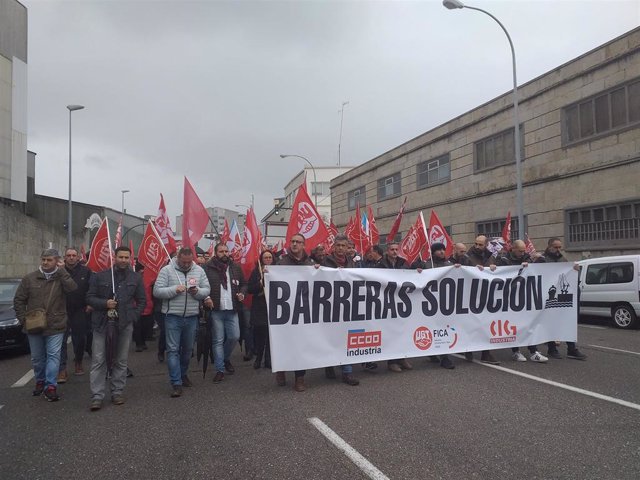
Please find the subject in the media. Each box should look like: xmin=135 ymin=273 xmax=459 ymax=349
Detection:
xmin=248 ymin=250 xmax=274 ymax=369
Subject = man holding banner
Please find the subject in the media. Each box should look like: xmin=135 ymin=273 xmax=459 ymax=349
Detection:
xmin=273 ymin=233 xmax=315 ymax=392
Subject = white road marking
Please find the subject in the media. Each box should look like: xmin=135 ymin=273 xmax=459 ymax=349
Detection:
xmin=452 ymin=354 xmax=640 ymax=412
xmin=308 ymin=417 xmax=390 ymax=480
xmin=579 ymin=324 xmax=607 ymax=330
xmin=588 ymin=345 xmax=640 ymax=356
xmin=11 ymin=369 xmax=34 ymax=388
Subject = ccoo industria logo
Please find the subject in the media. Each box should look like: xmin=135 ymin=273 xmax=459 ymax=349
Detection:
xmin=347 ymin=329 xmax=382 ymax=357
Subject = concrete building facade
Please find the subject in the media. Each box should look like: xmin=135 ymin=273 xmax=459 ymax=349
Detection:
xmin=330 ymin=28 xmax=640 ymax=260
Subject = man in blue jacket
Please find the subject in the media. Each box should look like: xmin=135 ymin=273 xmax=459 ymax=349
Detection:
xmin=154 ymin=247 xmax=210 ymax=397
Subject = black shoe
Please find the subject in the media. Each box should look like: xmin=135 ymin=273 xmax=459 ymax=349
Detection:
xmin=464 ymin=352 xmax=474 ymax=362
xmin=253 ymin=358 xmax=261 ymax=369
xmin=480 ymin=352 xmax=501 ymax=365
xmin=243 ymin=353 xmax=253 ymax=361
xmin=440 ymin=357 xmax=455 ymax=369
xmin=224 ymin=361 xmax=235 ymax=374
xmin=141 ymin=344 xmax=148 ymax=351
xmin=213 ymin=371 xmax=224 ymax=383
xmin=89 ymin=399 xmax=102 ymax=411
xmin=32 ymin=381 xmax=45 ymax=396
xmin=157 ymin=352 xmax=165 ymax=363
xmin=171 ymin=386 xmax=183 ymax=398
xmin=547 ymin=349 xmax=563 ymax=359
xmin=567 ymin=349 xmax=587 ymax=360
xmin=363 ymin=362 xmax=378 ymax=371
xmin=181 ymin=375 xmax=193 ymax=387
xmin=126 ymin=368 xmax=134 ymax=378
xmin=342 ymin=374 xmax=360 ymax=386
xmin=44 ymin=386 xmax=59 ymax=402
xmin=135 ymin=345 xmax=143 ymax=352
xmin=264 ymin=360 xmax=271 ymax=369
xmin=429 ymin=356 xmax=440 ymax=364
xmin=325 ymin=367 xmax=337 ymax=379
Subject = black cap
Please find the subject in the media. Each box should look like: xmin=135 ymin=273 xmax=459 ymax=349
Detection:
xmin=430 ymin=242 xmax=446 ymax=254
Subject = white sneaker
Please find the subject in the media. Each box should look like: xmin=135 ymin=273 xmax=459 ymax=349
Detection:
xmin=512 ymin=351 xmax=527 ymax=362
xmin=530 ymin=351 xmax=549 ymax=363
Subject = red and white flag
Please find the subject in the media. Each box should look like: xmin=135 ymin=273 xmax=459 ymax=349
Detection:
xmin=138 ymin=221 xmax=170 ymax=275
xmin=206 ymin=241 xmax=214 ymax=258
xmin=524 ymin=233 xmax=537 ymax=257
xmin=156 ymin=194 xmax=177 ymax=255
xmin=87 ymin=218 xmax=113 ymax=273
xmin=285 ymin=180 xmax=329 ymax=253
xmin=80 ymin=244 xmax=87 ymax=263
xmin=239 ymin=208 xmax=262 ymax=280
xmin=220 ymin=218 xmax=231 ymax=246
xmin=399 ymin=213 xmax=428 ymax=265
xmin=368 ymin=206 xmax=379 ymax=246
xmin=229 ymin=219 xmax=243 ymax=262
xmin=502 ymin=211 xmax=512 ymax=251
xmin=325 ymin=220 xmax=339 ymax=250
xmin=114 ymin=216 xmax=123 ymax=249
xmin=347 ymin=203 xmax=371 ymax=254
xmin=182 ymin=177 xmax=210 ymax=253
xmin=386 ymin=196 xmax=407 ymax=244
xmin=428 ymin=210 xmax=454 ymax=258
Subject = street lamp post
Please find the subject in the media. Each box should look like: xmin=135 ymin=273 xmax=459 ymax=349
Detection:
xmin=280 ymin=154 xmax=318 ymax=207
xmin=443 ymin=0 xmax=524 ymax=240
xmin=121 ymin=189 xmax=130 ymax=214
xmin=67 ymin=105 xmax=85 ymax=248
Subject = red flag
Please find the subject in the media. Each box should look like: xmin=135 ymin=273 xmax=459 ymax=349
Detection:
xmin=399 ymin=213 xmax=428 ymax=265
xmin=80 ymin=244 xmax=87 ymax=263
xmin=129 ymin=239 xmax=135 ymax=269
xmin=230 ymin=220 xmax=243 ymax=262
xmin=325 ymin=220 xmax=339 ymax=250
xmin=344 ymin=216 xmax=355 ymax=238
xmin=138 ymin=221 xmax=170 ymax=275
xmin=141 ymin=268 xmax=156 ymax=316
xmin=239 ymin=208 xmax=262 ymax=280
xmin=428 ymin=210 xmax=454 ymax=258
xmin=524 ymin=233 xmax=537 ymax=257
xmin=285 ymin=181 xmax=329 ymax=253
xmin=87 ymin=218 xmax=113 ymax=273
xmin=220 ymin=218 xmax=231 ymax=245
xmin=502 ymin=211 xmax=512 ymax=251
xmin=368 ymin=206 xmax=379 ymax=246
xmin=156 ymin=194 xmax=177 ymax=255
xmin=182 ymin=177 xmax=210 ymax=253
xmin=386 ymin=196 xmax=407 ymax=244
xmin=206 ymin=240 xmax=214 ymax=258
xmin=114 ymin=216 xmax=123 ymax=248
xmin=347 ymin=203 xmax=371 ymax=254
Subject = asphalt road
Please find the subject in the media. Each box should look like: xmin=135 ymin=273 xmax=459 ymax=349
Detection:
xmin=1 ymin=320 xmax=639 ymax=480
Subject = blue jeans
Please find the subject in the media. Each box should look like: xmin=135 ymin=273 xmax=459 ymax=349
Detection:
xmin=28 ymin=333 xmax=64 ymax=388
xmin=165 ymin=314 xmax=198 ymax=386
xmin=211 ymin=310 xmax=240 ymax=373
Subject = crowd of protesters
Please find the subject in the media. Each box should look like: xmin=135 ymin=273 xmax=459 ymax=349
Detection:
xmin=13 ymin=233 xmax=586 ymax=409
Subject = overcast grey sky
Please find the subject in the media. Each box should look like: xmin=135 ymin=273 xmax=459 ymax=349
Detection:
xmin=23 ymin=0 xmax=639 ymax=224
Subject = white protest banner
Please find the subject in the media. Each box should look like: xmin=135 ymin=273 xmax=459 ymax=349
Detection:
xmin=265 ymin=264 xmax=578 ymax=371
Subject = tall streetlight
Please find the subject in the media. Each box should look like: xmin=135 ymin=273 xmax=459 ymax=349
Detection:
xmin=67 ymin=104 xmax=85 ymax=248
xmin=121 ymin=189 xmax=130 ymax=214
xmin=443 ymin=0 xmax=524 ymax=240
xmin=337 ymin=100 xmax=349 ymax=171
xmin=280 ymin=154 xmax=318 ymax=207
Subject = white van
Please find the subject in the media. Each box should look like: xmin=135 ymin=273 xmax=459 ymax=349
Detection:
xmin=577 ymin=255 xmax=640 ymax=329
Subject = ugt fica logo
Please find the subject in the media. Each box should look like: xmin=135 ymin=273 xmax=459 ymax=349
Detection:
xmin=413 ymin=326 xmax=433 ymax=351
xmin=346 ymin=329 xmax=382 ymax=357
xmin=432 ymin=325 xmax=459 ymax=349
xmin=489 ymin=320 xmax=517 ymax=344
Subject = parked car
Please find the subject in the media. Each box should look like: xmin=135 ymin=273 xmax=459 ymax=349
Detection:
xmin=0 ymin=278 xmax=29 ymax=352
xmin=577 ymin=255 xmax=640 ymax=329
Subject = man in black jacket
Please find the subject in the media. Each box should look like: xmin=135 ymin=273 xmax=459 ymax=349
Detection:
xmin=541 ymin=238 xmax=586 ymax=360
xmin=86 ymin=246 xmax=146 ymax=411
xmin=203 ymin=243 xmax=247 ymax=383
xmin=58 ymin=247 xmax=92 ymax=380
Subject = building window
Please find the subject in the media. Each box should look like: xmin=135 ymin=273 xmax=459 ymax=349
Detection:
xmin=563 ymin=78 xmax=640 ymax=145
xmin=474 ymin=127 xmax=524 ymax=172
xmin=417 ymin=154 xmax=450 ymax=188
xmin=476 ymin=216 xmax=525 ymax=241
xmin=347 ymin=186 xmax=365 ymax=210
xmin=311 ymin=181 xmax=330 ymax=197
xmin=566 ymin=200 xmax=640 ymax=248
xmin=377 ymin=173 xmax=401 ymax=201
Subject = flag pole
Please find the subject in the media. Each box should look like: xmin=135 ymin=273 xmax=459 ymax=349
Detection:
xmin=106 ymin=217 xmax=116 ymax=296
xmin=149 ymin=220 xmax=183 ymax=285
xmin=420 ymin=211 xmax=434 ymax=269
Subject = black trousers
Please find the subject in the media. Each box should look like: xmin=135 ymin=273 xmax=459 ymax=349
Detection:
xmin=156 ymin=312 xmax=166 ymax=355
xmin=133 ymin=314 xmax=154 ymax=347
xmin=60 ymin=308 xmax=90 ymax=368
xmin=253 ymin=324 xmax=271 ymax=364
